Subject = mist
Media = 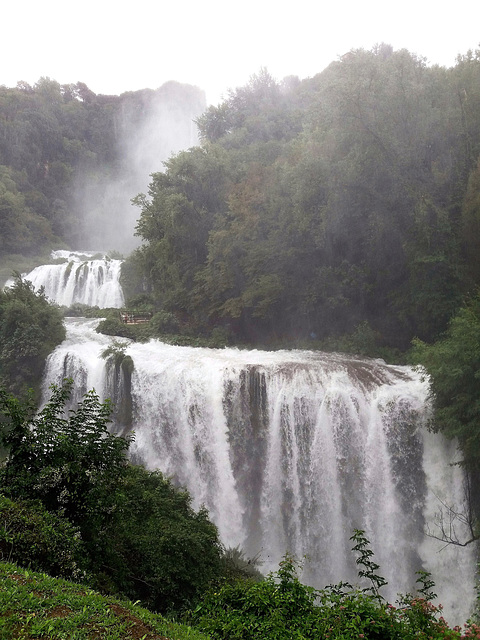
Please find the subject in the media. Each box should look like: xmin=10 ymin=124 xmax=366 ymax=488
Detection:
xmin=74 ymin=81 xmax=206 ymax=255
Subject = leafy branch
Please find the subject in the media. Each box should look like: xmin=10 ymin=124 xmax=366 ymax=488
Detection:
xmin=350 ymin=529 xmax=387 ymax=600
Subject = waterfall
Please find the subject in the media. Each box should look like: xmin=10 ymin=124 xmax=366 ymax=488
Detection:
xmin=22 ymin=250 xmax=125 ymax=308
xmin=43 ymin=317 xmax=477 ymax=624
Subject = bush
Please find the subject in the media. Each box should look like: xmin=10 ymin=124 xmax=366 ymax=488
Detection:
xmin=0 ymin=495 xmax=85 ymax=580
xmin=102 ymin=464 xmax=224 ymax=614
xmin=149 ymin=310 xmax=180 ymax=335
xmin=0 ymin=380 xmax=131 ymax=560
xmin=95 ymin=316 xmax=138 ymax=339
xmin=189 ymin=555 xmax=319 ymax=640
xmin=189 ymin=534 xmax=469 ymax=640
xmin=0 ymin=381 xmax=227 ymax=614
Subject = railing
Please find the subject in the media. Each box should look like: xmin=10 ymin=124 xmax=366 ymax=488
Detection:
xmin=119 ymin=312 xmax=152 ymax=325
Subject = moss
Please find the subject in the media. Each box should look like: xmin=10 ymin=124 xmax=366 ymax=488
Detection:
xmin=63 ymin=260 xmax=74 ymax=285
xmin=121 ymin=355 xmax=134 ymax=375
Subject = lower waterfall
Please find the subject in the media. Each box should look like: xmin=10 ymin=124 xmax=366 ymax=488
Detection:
xmin=43 ymin=317 xmax=477 ymax=624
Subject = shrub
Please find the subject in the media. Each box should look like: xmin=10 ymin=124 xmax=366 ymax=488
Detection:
xmin=0 ymin=381 xmax=226 ymax=614
xmin=189 ymin=533 xmax=467 ymax=640
xmin=96 ymin=316 xmax=138 ymax=339
xmin=189 ymin=554 xmax=319 ymax=640
xmin=220 ymin=546 xmax=263 ymax=583
xmin=0 ymin=380 xmax=131 ymax=562
xmin=0 ymin=495 xmax=85 ymax=580
xmin=102 ymin=464 xmax=224 ymax=614
xmin=149 ymin=310 xmax=180 ymax=335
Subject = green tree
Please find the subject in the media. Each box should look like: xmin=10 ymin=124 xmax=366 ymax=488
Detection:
xmin=0 ymin=380 xmax=225 ymax=613
xmin=0 ymin=276 xmax=65 ymax=396
xmin=412 ymin=293 xmax=480 ymax=467
xmin=132 ymin=145 xmax=230 ymax=314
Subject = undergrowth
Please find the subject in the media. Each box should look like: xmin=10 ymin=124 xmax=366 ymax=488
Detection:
xmin=188 ymin=531 xmax=480 ymax=640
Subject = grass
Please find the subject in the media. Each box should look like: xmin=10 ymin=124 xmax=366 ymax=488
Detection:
xmin=0 ymin=561 xmax=211 ymax=640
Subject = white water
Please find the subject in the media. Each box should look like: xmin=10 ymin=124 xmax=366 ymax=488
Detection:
xmin=43 ymin=317 xmax=477 ymax=624
xmin=21 ymin=251 xmax=124 ymax=308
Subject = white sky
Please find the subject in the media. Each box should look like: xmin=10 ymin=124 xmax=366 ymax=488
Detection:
xmin=2 ymin=0 xmax=479 ymax=105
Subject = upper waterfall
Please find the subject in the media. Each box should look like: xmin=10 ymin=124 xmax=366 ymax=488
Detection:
xmin=42 ymin=317 xmax=477 ymax=625
xmin=22 ymin=250 xmax=125 ymax=308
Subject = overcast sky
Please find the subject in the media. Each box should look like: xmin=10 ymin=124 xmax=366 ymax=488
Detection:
xmin=2 ymin=0 xmax=479 ymax=105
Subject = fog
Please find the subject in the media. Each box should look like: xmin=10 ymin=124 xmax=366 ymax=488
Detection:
xmin=75 ymin=82 xmax=206 ymax=254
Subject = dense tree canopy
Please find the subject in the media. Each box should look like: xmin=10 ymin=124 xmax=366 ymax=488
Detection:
xmin=411 ymin=292 xmax=480 ymax=539
xmin=412 ymin=292 xmax=480 ymax=467
xmin=126 ymin=46 xmax=480 ymax=351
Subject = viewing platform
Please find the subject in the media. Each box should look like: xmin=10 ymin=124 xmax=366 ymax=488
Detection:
xmin=119 ymin=311 xmax=152 ymax=325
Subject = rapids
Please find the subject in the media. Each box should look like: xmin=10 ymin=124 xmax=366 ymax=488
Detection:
xmin=42 ymin=317 xmax=477 ymax=624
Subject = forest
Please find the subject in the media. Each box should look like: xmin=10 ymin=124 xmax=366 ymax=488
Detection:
xmin=122 ymin=44 xmax=480 ymax=354
xmin=2 ymin=44 xmax=480 ymax=639
xmin=2 ymin=46 xmax=480 ymax=353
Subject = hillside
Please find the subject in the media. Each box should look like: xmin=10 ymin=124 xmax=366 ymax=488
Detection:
xmin=0 ymin=561 xmax=210 ymax=640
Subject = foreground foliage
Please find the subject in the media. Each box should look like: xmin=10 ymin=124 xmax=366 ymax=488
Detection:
xmin=0 ymin=381 xmax=225 ymax=614
xmin=0 ymin=380 xmax=130 ymax=549
xmin=2 ymin=532 xmax=479 ymax=640
xmin=189 ymin=537 xmax=479 ymax=640
xmin=0 ymin=561 xmax=210 ymax=640
xmin=0 ymin=380 xmax=478 ymax=637
xmin=0 ymin=495 xmax=84 ymax=580
xmin=100 ymin=464 xmax=223 ymax=614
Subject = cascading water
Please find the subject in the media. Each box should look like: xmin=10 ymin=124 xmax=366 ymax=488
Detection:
xmin=43 ymin=317 xmax=477 ymax=625
xmin=21 ymin=250 xmax=124 ymax=308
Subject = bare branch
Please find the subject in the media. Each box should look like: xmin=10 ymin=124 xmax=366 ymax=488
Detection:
xmin=425 ymin=480 xmax=478 ymax=547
